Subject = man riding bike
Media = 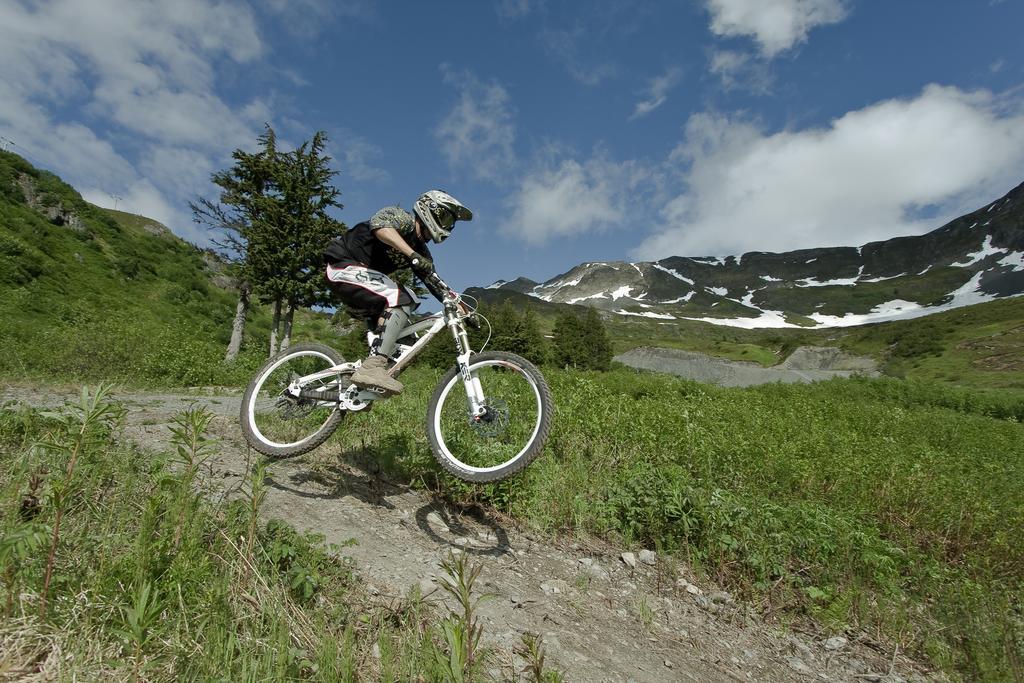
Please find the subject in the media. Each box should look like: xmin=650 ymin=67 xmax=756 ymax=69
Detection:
xmin=323 ymin=190 xmax=473 ymax=395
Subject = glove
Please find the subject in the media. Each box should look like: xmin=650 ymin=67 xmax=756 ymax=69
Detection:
xmin=409 ymin=252 xmax=434 ymax=278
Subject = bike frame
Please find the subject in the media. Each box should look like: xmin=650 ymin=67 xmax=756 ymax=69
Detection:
xmin=288 ymin=275 xmax=488 ymax=417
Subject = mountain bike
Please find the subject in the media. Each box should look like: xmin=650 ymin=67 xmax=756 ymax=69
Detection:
xmin=240 ymin=271 xmax=554 ymax=483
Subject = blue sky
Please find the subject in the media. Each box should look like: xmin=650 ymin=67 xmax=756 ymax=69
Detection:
xmin=2 ymin=0 xmax=1024 ymax=292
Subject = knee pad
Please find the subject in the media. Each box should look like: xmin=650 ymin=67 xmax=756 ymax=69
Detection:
xmin=371 ymin=307 xmax=410 ymax=358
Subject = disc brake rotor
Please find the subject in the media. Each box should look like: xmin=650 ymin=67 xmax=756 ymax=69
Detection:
xmin=470 ymin=398 xmax=509 ymax=438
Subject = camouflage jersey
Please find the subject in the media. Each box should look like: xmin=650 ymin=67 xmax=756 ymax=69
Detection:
xmin=323 ymin=206 xmax=432 ymax=275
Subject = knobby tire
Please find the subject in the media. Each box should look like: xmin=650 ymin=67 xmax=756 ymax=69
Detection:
xmin=240 ymin=342 xmax=347 ymax=458
xmin=426 ymin=351 xmax=554 ymax=483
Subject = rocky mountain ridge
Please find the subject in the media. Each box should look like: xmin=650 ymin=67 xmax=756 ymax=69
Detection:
xmin=484 ymin=182 xmax=1024 ymax=328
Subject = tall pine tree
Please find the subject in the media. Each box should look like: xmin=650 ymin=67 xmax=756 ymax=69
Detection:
xmin=193 ymin=126 xmax=345 ymax=357
xmin=488 ymin=301 xmax=548 ymax=366
xmin=255 ymin=131 xmax=343 ymax=353
xmin=191 ymin=126 xmax=279 ymax=361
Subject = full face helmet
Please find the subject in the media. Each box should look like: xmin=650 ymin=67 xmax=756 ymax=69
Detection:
xmin=413 ymin=190 xmax=473 ymax=243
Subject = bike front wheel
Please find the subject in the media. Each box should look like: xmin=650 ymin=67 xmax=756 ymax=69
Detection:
xmin=426 ymin=351 xmax=554 ymax=483
xmin=240 ymin=342 xmax=348 ymax=458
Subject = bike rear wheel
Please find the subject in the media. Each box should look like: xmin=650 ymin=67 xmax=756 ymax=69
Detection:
xmin=240 ymin=342 xmax=347 ymax=458
xmin=426 ymin=351 xmax=553 ymax=483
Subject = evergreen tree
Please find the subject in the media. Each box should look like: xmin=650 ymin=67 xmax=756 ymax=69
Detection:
xmin=418 ymin=301 xmax=549 ymax=369
xmin=552 ymin=311 xmax=585 ymax=369
xmin=517 ymin=307 xmax=548 ymax=366
xmin=552 ymin=307 xmax=612 ymax=370
xmin=483 ymin=301 xmax=548 ymax=366
xmin=582 ymin=306 xmax=613 ymax=370
xmin=193 ymin=126 xmax=345 ymax=357
xmin=488 ymin=302 xmax=520 ymax=351
xmin=191 ymin=126 xmax=278 ymax=360
xmin=253 ymin=131 xmax=344 ymax=352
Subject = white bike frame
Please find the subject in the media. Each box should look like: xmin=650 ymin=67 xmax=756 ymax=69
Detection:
xmin=287 ymin=280 xmax=488 ymax=417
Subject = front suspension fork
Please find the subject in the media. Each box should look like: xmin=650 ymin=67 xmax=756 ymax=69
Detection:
xmin=449 ymin=318 xmax=486 ymax=417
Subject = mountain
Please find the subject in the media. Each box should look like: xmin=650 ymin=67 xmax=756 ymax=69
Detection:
xmin=479 ymin=183 xmax=1024 ymax=329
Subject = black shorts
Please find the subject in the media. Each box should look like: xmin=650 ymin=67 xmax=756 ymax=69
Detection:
xmin=325 ymin=262 xmax=415 ymax=319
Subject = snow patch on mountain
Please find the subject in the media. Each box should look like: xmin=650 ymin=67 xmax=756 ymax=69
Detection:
xmin=691 ymin=256 xmax=727 ymax=266
xmin=681 ymin=272 xmax=1018 ymax=330
xmin=614 ymin=309 xmax=677 ymax=320
xmin=682 ymin=308 xmax=792 ymax=329
xmin=539 ymin=276 xmax=583 ymax=289
xmin=951 ymin=235 xmax=1005 ymax=267
xmin=661 ymin=292 xmax=696 ymax=304
xmin=797 ymin=266 xmax=864 ymax=287
xmin=610 ymin=285 xmax=634 ymax=301
xmin=653 ymin=263 xmax=695 ymax=285
xmin=565 ymin=292 xmax=608 ymax=304
xmin=998 ymin=251 xmax=1024 ymax=271
xmin=808 ymin=299 xmax=925 ymax=327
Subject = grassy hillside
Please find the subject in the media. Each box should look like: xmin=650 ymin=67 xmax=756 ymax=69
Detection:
xmin=620 ymin=295 xmax=1024 ymax=389
xmin=0 ymin=151 xmax=334 ymax=386
xmin=315 ymin=364 xmax=1024 ymax=681
xmin=837 ymin=296 xmax=1024 ymax=388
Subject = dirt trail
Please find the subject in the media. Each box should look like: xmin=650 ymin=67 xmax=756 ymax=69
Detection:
xmin=1 ymin=385 xmax=939 ymax=682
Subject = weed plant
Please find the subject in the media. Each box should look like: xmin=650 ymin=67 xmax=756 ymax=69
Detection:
xmin=325 ymin=364 xmax=1024 ymax=681
xmin=0 ymin=389 xmax=567 ymax=681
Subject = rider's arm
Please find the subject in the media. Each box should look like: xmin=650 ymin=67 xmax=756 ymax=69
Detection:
xmin=373 ymin=227 xmax=416 ymax=258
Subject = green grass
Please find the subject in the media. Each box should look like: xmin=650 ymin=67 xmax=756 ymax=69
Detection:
xmin=0 ymin=150 xmax=339 ymax=388
xmin=312 ymin=364 xmax=1024 ymax=681
xmin=838 ymin=297 xmax=1024 ymax=389
xmin=0 ymin=389 xmax=561 ymax=681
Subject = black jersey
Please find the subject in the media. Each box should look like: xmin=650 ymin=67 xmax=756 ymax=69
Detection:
xmin=323 ymin=220 xmax=432 ymax=275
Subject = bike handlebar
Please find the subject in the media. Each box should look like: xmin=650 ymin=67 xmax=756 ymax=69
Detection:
xmin=422 ymin=271 xmax=453 ymax=303
xmin=422 ymin=272 xmax=480 ymax=329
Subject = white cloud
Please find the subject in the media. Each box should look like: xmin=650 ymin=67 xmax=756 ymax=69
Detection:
xmin=0 ymin=0 xmax=271 ymax=237
xmin=139 ymin=146 xmax=220 ymax=197
xmin=704 ymin=0 xmax=848 ymax=57
xmin=502 ymin=149 xmax=653 ymax=244
xmin=82 ymin=180 xmax=181 ymax=233
xmin=633 ymin=85 xmax=1024 ymax=259
xmin=630 ymin=67 xmax=684 ymax=120
xmin=435 ymin=66 xmax=517 ymax=182
xmin=708 ymin=49 xmax=773 ymax=93
xmin=0 ymin=0 xmax=384 ymax=244
xmin=331 ymin=133 xmax=390 ymax=184
xmin=540 ymin=27 xmax=619 ymax=86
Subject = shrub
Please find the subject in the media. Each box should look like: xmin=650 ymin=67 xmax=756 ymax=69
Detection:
xmin=552 ymin=307 xmax=612 ymax=370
